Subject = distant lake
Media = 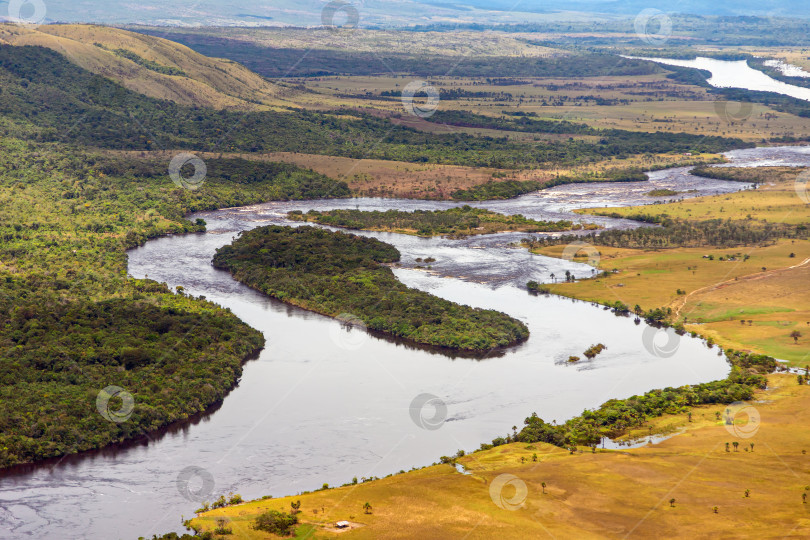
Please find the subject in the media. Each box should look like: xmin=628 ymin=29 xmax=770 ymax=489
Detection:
xmin=626 ymin=56 xmax=810 ymax=102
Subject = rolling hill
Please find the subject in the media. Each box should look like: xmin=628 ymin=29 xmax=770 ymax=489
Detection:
xmin=0 ymin=24 xmax=299 ymax=109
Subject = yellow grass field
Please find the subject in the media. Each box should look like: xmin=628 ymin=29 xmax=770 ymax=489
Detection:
xmin=192 ymin=374 xmax=810 ymax=539
xmin=535 ymin=167 xmax=810 ymax=364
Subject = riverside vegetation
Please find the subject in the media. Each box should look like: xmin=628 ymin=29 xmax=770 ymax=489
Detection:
xmin=287 ymin=206 xmax=593 ymax=237
xmin=0 ymin=138 xmax=351 ymax=468
xmin=212 ymin=226 xmax=529 ymax=351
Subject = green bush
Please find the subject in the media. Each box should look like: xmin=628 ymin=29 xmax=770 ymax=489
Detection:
xmin=253 ymin=510 xmax=298 ymax=536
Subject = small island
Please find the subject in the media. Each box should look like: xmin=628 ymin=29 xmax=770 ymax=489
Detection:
xmin=212 ymin=226 xmax=529 ymax=351
xmin=287 ymin=206 xmax=598 ymax=237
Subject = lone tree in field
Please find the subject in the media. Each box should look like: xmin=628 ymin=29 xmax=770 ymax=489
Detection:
xmin=541 ymin=482 xmax=547 ymax=494
xmin=290 ymin=500 xmax=301 ymax=515
xmin=791 ymin=330 xmax=803 ymax=344
xmin=363 ymin=502 xmax=372 ymax=514
xmin=669 ymin=498 xmax=676 ymax=507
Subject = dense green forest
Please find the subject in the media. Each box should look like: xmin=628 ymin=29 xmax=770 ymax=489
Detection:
xmin=212 ymin=226 xmax=529 ymax=351
xmin=523 ymin=215 xmax=809 ymax=250
xmin=287 ymin=206 xmax=580 ymax=236
xmin=0 ymin=46 xmax=751 ymax=170
xmin=0 ymin=138 xmax=353 ymax=468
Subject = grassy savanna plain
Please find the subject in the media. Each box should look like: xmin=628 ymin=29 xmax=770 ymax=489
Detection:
xmin=193 ymin=374 xmax=810 ymax=539
xmin=121 ymin=25 xmax=810 ymax=143
xmin=294 ymin=73 xmax=810 ymax=141
xmin=533 ymin=167 xmax=810 ymax=365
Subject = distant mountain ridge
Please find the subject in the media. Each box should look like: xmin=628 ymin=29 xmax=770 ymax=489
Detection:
xmin=7 ymin=0 xmax=809 ymax=28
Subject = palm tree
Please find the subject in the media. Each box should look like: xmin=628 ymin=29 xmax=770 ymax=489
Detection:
xmin=541 ymin=482 xmax=546 ymax=494
xmin=363 ymin=502 xmax=372 ymax=514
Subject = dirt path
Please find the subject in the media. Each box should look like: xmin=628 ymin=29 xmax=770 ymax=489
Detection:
xmin=671 ymin=256 xmax=810 ymax=320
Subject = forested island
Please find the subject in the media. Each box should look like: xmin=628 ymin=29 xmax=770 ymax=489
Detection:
xmin=212 ymin=226 xmax=529 ymax=351
xmin=287 ymin=206 xmax=594 ymax=237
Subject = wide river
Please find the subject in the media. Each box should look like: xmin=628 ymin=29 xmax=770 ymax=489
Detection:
xmin=2 ymin=146 xmax=810 ymax=539
xmin=628 ymin=56 xmax=810 ymax=102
